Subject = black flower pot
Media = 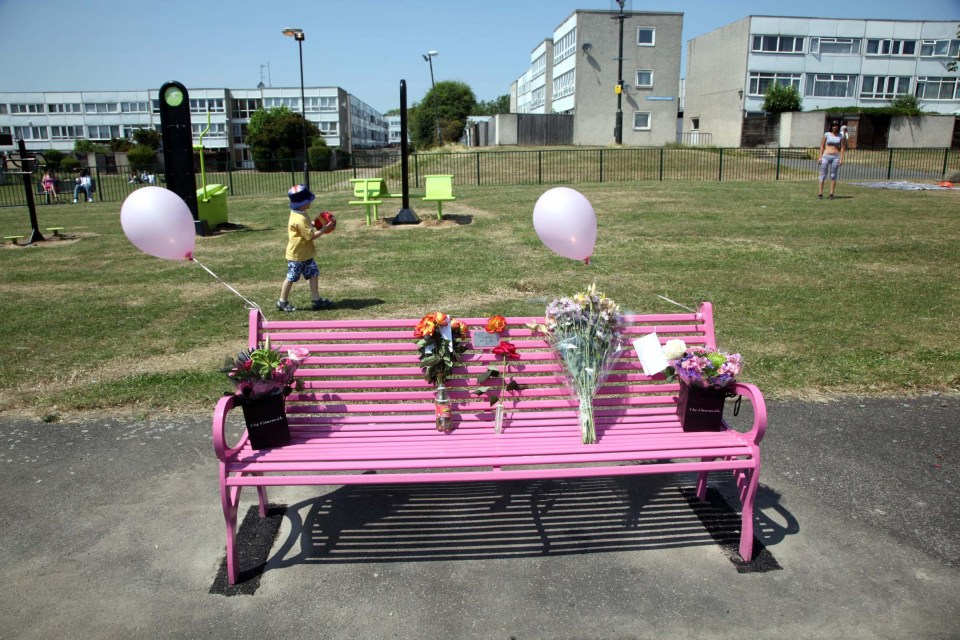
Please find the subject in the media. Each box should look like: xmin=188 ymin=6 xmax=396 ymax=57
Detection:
xmin=678 ymin=384 xmax=729 ymax=432
xmin=238 ymin=393 xmax=290 ymax=449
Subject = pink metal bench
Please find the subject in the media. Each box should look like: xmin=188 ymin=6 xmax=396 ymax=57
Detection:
xmin=213 ymin=303 xmax=767 ymax=584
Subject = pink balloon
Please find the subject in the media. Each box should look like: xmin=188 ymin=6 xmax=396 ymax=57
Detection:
xmin=532 ymin=187 xmax=597 ymax=262
xmin=120 ymin=187 xmax=196 ymax=261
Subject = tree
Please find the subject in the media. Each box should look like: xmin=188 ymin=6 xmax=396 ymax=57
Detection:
xmin=247 ymin=105 xmax=321 ymax=168
xmin=762 ymin=84 xmax=802 ymax=114
xmin=411 ymin=81 xmax=477 ymax=148
xmin=475 ymin=94 xmax=511 ymax=116
xmin=383 ymin=108 xmax=401 ymax=116
xmin=132 ymin=128 xmax=161 ymax=150
xmin=127 ymin=145 xmax=158 ymax=171
xmin=889 ymin=94 xmax=922 ymax=116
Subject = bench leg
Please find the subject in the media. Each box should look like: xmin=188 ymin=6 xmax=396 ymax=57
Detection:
xmin=738 ymin=452 xmax=761 ymax=562
xmin=436 ymin=201 xmax=443 ymax=220
xmin=695 ymin=462 xmax=713 ymax=501
xmin=219 ymin=464 xmax=241 ymax=585
xmin=254 ymin=474 xmax=269 ymax=517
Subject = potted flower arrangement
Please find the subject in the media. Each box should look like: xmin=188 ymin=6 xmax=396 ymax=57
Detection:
xmin=223 ymin=338 xmax=309 ymax=449
xmin=475 ymin=315 xmax=524 ymax=434
xmin=414 ymin=312 xmax=470 ymax=432
xmin=530 ymin=284 xmax=623 ymax=444
xmin=663 ymin=339 xmax=742 ymax=432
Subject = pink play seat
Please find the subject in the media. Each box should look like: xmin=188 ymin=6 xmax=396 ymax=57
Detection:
xmin=213 ymin=303 xmax=767 ymax=584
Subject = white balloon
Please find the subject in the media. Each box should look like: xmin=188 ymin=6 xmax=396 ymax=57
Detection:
xmin=120 ymin=187 xmax=196 ymax=260
xmin=532 ymin=187 xmax=597 ymax=262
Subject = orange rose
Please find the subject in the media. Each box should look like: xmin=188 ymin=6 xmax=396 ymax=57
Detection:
xmin=432 ymin=311 xmax=449 ymax=326
xmin=414 ymin=317 xmax=436 ymax=338
xmin=451 ymin=319 xmax=468 ymax=338
xmin=486 ymin=315 xmax=507 ymax=333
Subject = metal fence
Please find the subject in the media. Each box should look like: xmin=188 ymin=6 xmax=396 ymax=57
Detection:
xmin=2 ymin=147 xmax=958 ymax=207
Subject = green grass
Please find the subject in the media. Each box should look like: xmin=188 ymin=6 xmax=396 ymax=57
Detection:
xmin=0 ymin=180 xmax=958 ymax=417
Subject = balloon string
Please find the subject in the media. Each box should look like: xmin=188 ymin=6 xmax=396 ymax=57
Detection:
xmin=656 ymin=295 xmax=698 ymax=313
xmin=191 ymin=257 xmax=261 ymax=310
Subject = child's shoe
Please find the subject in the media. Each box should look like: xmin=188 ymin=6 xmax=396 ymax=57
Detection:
xmin=311 ymin=298 xmax=333 ymax=310
xmin=276 ymin=300 xmax=296 ymax=312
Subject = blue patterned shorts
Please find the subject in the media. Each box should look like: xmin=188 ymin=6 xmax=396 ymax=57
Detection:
xmin=285 ymin=258 xmax=320 ymax=282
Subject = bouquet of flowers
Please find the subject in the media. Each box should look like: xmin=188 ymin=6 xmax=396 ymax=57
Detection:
xmin=531 ymin=284 xmax=623 ymax=444
xmin=414 ymin=312 xmax=470 ymax=385
xmin=475 ymin=315 xmax=524 ymax=434
xmin=224 ymin=337 xmax=309 ymax=399
xmin=663 ymin=339 xmax=742 ymax=389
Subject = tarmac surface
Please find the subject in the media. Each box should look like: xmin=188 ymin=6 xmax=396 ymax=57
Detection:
xmin=0 ymin=395 xmax=958 ymax=639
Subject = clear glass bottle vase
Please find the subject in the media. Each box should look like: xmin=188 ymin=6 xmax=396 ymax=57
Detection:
xmin=435 ymin=384 xmax=453 ymax=432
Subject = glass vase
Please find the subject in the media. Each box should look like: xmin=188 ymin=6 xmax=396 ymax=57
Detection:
xmin=494 ymin=403 xmax=504 ymax=434
xmin=434 ymin=384 xmax=453 ymax=432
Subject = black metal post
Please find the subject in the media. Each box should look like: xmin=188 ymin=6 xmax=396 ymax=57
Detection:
xmin=393 ymin=80 xmax=420 ymax=225
xmin=614 ymin=2 xmax=626 ymax=145
xmin=18 ymin=138 xmax=44 ymax=244
xmin=297 ymin=36 xmax=309 ymax=188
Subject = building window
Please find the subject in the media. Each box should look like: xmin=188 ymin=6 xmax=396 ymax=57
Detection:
xmin=751 ymin=35 xmax=804 ymax=53
xmin=637 ymin=27 xmax=655 ymax=46
xmin=748 ymin=72 xmax=801 ymax=96
xmin=531 ymin=53 xmax=546 ymax=79
xmin=865 ymin=39 xmax=917 ymax=56
xmin=231 ymin=98 xmax=262 ymax=118
xmin=318 ymin=121 xmax=339 ymax=135
xmin=51 ymin=125 xmax=82 ymax=140
xmin=14 ymin=126 xmax=47 ymax=140
xmin=860 ymin=76 xmax=911 ymax=100
xmin=232 ymin=123 xmax=248 ymax=144
xmin=189 ymin=98 xmax=224 ymax=114
xmin=84 ymin=102 xmax=119 ymax=114
xmin=553 ymin=69 xmax=575 ymax=98
xmin=120 ymin=101 xmax=149 ymax=113
xmin=531 ymin=86 xmax=545 ymax=108
xmin=0 ymin=105 xmax=7 ymax=115
xmin=635 ymin=69 xmax=653 ymax=88
xmin=48 ymin=103 xmax=82 ymax=113
xmin=633 ymin=112 xmax=651 ymax=130
xmin=915 ymin=76 xmax=960 ymax=100
xmin=920 ymin=39 xmax=960 ymax=58
xmin=691 ymin=118 xmax=700 ymax=131
xmin=10 ymin=103 xmax=45 ymax=114
xmin=805 ymin=74 xmax=857 ymax=98
xmin=264 ymin=97 xmax=300 ymax=110
xmin=809 ymin=37 xmax=861 ymax=55
xmin=554 ymin=27 xmax=576 ymax=65
xmin=87 ymin=125 xmax=120 ymax=140
xmin=191 ymin=123 xmax=226 ymax=137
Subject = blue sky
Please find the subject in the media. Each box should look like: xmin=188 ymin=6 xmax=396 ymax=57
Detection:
xmin=1 ymin=0 xmax=957 ymax=113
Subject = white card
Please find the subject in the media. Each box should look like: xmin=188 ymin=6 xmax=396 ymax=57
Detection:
xmin=633 ymin=332 xmax=669 ymax=376
xmin=471 ymin=330 xmax=501 ymax=349
xmin=439 ymin=322 xmax=454 ymax=351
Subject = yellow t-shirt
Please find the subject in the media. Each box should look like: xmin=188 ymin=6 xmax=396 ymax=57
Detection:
xmin=285 ymin=211 xmax=315 ymax=261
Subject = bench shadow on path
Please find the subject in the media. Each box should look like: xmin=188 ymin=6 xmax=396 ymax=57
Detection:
xmin=259 ymin=473 xmax=796 ymax=579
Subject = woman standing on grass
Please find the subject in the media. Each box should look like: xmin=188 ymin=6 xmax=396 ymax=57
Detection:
xmin=818 ymin=120 xmax=845 ymax=200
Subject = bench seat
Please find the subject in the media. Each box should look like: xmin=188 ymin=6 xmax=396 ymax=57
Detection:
xmin=213 ymin=304 xmax=766 ymax=584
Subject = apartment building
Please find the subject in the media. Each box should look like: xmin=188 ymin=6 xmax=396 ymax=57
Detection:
xmin=0 ymin=86 xmax=388 ymax=166
xmin=684 ymin=16 xmax=960 ymax=147
xmin=512 ymin=9 xmax=683 ymax=146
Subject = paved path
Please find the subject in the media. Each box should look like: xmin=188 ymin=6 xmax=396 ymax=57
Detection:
xmin=0 ymin=395 xmax=957 ymax=639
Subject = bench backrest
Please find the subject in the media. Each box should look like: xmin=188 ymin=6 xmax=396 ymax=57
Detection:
xmin=247 ymin=304 xmax=718 ymax=431
xmin=351 ymin=178 xmax=384 ymax=199
xmin=424 ymin=174 xmax=454 ymax=199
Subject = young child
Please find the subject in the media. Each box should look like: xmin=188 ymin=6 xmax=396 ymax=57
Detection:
xmin=277 ymin=184 xmax=335 ymax=312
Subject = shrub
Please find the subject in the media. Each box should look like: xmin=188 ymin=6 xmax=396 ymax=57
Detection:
xmin=888 ymin=94 xmax=922 ymax=116
xmin=127 ymin=146 xmax=158 ymax=172
xmin=60 ymin=156 xmax=81 ymax=173
xmin=762 ymin=84 xmax=802 ymax=114
xmin=41 ymin=149 xmax=64 ymax=170
xmin=308 ymin=141 xmax=333 ymax=171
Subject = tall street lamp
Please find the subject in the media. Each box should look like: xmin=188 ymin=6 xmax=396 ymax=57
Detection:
xmin=422 ymin=50 xmax=442 ymax=146
xmin=282 ymin=27 xmax=310 ymax=187
xmin=613 ymin=0 xmax=626 ymax=144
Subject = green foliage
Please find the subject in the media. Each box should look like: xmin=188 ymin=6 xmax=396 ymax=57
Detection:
xmin=412 ymin=81 xmax=477 ymax=149
xmin=474 ymin=94 xmax=511 ymax=116
xmin=888 ymin=94 xmax=922 ymax=116
xmin=73 ymin=139 xmax=109 ymax=154
xmin=762 ymin=84 xmax=803 ymax=114
xmin=308 ymin=139 xmax=332 ymax=171
xmin=60 ymin=156 xmax=81 ymax=172
xmin=247 ymin=105 xmax=321 ymax=169
xmin=41 ymin=149 xmax=64 ymax=170
xmin=383 ymin=108 xmax=401 ymax=116
xmin=127 ymin=146 xmax=158 ymax=171
xmin=132 ymin=128 xmax=161 ymax=150
xmin=109 ymin=138 xmax=132 ymax=152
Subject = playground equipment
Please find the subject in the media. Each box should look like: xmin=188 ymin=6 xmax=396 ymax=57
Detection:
xmin=194 ymin=109 xmax=229 ymax=232
xmin=1 ymin=138 xmax=47 ymax=243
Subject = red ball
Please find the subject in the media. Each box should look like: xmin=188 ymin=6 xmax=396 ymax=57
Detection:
xmin=315 ymin=211 xmax=337 ymax=234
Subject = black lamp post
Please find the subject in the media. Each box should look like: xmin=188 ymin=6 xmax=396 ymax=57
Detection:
xmin=613 ymin=0 xmax=626 ymax=144
xmin=282 ymin=27 xmax=310 ymax=187
xmin=422 ymin=50 xmax=442 ymax=146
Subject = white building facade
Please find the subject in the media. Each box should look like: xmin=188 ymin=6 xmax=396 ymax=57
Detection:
xmin=685 ymin=16 xmax=960 ymax=147
xmin=512 ymin=10 xmax=684 ymax=146
xmin=0 ymin=86 xmax=387 ymax=166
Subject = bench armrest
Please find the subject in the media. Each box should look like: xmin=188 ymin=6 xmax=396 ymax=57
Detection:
xmin=212 ymin=394 xmax=249 ymax=461
xmin=729 ymin=382 xmax=767 ymax=445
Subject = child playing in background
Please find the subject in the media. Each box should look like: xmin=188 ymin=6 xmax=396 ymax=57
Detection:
xmin=277 ymin=184 xmax=335 ymax=312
